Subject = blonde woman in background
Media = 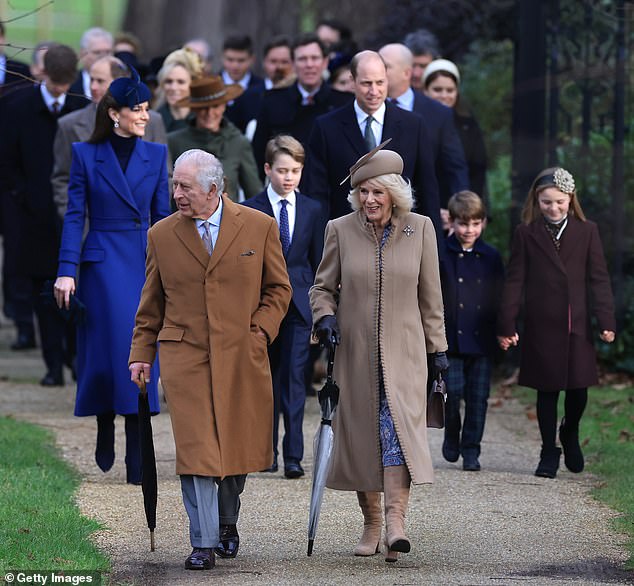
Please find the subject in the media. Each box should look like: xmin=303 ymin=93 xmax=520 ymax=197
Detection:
xmin=155 ymin=48 xmax=203 ymax=132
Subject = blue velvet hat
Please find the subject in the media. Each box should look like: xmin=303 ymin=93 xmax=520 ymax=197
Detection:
xmin=109 ymin=66 xmax=151 ymax=107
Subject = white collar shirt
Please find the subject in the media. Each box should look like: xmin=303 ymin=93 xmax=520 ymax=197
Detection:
xmin=40 ymin=83 xmax=67 ymax=111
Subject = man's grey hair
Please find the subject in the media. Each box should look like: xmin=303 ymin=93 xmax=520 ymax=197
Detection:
xmin=80 ymin=27 xmax=114 ymax=50
xmin=403 ymin=29 xmax=440 ymax=58
xmin=175 ymin=149 xmax=225 ymax=195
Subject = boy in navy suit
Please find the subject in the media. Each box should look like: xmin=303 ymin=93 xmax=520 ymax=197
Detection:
xmin=242 ymin=135 xmax=324 ymax=478
xmin=440 ymin=191 xmax=504 ymax=471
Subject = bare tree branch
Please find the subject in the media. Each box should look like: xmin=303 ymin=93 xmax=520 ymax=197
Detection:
xmin=0 ymin=1 xmax=55 ymax=25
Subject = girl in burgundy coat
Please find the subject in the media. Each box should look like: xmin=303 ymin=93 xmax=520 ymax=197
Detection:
xmin=497 ymin=167 xmax=615 ymax=479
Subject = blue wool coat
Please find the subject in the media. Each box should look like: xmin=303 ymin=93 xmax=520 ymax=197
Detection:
xmin=57 ymin=139 xmax=171 ymax=416
xmin=440 ymin=233 xmax=504 ymax=357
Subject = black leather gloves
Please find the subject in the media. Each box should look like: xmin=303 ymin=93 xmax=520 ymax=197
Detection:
xmin=429 ymin=351 xmax=449 ymax=379
xmin=315 ymin=315 xmax=341 ymax=350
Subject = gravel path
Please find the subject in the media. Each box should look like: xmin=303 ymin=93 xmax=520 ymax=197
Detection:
xmin=1 ymin=327 xmax=632 ymax=586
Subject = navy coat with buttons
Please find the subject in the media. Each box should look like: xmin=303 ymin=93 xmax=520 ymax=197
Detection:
xmin=440 ymin=233 xmax=504 ymax=357
xmin=57 ymin=139 xmax=171 ymax=416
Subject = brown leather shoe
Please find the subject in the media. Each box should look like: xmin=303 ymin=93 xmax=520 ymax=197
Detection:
xmin=184 ymin=547 xmax=215 ymax=570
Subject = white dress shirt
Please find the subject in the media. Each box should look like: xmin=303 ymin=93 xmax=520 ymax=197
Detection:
xmin=266 ymin=183 xmax=296 ymax=241
xmin=40 ymin=83 xmax=67 ymax=111
xmin=354 ymin=100 xmax=385 ymax=146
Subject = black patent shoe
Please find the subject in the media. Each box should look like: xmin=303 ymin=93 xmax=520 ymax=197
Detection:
xmin=185 ymin=547 xmax=215 ymax=570
xmin=559 ymin=418 xmax=584 ymax=473
xmin=284 ymin=462 xmax=305 ymax=479
xmin=534 ymin=446 xmax=562 ymax=478
xmin=40 ymin=370 xmax=64 ymax=386
xmin=215 ymin=524 xmax=239 ymax=558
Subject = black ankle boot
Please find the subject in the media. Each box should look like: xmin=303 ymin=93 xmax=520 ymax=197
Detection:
xmin=559 ymin=418 xmax=584 ymax=473
xmin=535 ymin=446 xmax=562 ymax=478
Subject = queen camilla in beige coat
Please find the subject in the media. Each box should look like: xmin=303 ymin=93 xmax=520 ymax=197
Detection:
xmin=310 ymin=146 xmax=448 ymax=563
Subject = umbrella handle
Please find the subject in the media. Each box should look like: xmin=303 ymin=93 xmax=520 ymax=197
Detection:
xmin=139 ymin=377 xmax=147 ymax=396
xmin=326 ymin=343 xmax=336 ymax=381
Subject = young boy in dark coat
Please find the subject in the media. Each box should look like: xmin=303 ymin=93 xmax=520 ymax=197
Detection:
xmin=242 ymin=134 xmax=324 ymax=478
xmin=440 ymin=191 xmax=504 ymax=471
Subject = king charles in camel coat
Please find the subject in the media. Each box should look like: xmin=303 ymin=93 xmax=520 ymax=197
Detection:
xmin=129 ymin=195 xmax=291 ymax=477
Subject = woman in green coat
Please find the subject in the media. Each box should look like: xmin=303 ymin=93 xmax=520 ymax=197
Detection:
xmin=167 ymin=76 xmax=262 ymax=202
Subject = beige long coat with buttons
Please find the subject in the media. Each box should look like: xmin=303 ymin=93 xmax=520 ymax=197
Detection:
xmin=129 ymin=196 xmax=291 ymax=477
xmin=310 ymin=210 xmax=447 ymax=491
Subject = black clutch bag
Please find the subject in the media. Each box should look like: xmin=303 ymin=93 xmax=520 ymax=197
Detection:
xmin=40 ymin=279 xmax=87 ymax=325
xmin=426 ymin=373 xmax=446 ymax=429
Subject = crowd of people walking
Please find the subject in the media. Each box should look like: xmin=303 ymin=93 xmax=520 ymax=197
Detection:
xmin=0 ymin=18 xmax=615 ymax=572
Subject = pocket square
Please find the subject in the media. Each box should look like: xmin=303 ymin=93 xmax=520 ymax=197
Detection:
xmin=240 ymin=250 xmax=256 ymax=256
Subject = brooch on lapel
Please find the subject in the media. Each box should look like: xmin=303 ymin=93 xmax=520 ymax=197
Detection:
xmin=403 ymin=225 xmax=415 ymax=237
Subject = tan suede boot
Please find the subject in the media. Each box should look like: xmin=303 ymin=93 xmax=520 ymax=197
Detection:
xmin=383 ymin=465 xmax=411 ymax=562
xmin=353 ymin=491 xmax=382 ymax=556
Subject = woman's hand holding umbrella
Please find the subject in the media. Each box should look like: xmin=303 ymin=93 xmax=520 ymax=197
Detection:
xmin=315 ymin=315 xmax=340 ymax=350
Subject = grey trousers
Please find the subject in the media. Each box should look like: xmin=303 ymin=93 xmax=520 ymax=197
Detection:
xmin=180 ymin=475 xmax=219 ymax=548
xmin=217 ymin=474 xmax=247 ymax=525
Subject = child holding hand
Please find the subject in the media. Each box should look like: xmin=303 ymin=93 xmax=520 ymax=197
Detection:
xmin=497 ymin=167 xmax=615 ymax=479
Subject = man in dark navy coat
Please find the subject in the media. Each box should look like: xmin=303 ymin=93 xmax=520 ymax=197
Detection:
xmin=0 ymin=23 xmax=31 ymax=97
xmin=379 ymin=43 xmax=469 ymax=210
xmin=0 ymin=44 xmax=89 ymax=385
xmin=242 ymin=135 xmax=323 ymax=480
xmin=251 ymin=33 xmax=353 ymax=181
xmin=304 ymin=50 xmax=442 ymax=245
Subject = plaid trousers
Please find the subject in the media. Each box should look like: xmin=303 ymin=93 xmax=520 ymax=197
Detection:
xmin=445 ymin=354 xmax=492 ymax=457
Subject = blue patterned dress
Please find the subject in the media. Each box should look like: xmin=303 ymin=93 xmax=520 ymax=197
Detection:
xmin=376 ymin=222 xmax=406 ymax=467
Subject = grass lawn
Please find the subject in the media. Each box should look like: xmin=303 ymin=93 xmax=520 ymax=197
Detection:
xmin=0 ymin=416 xmax=110 ymax=575
xmin=509 ymin=383 xmax=634 ymax=569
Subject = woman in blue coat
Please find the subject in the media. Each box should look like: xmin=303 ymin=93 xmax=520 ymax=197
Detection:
xmin=54 ymin=71 xmax=171 ymax=484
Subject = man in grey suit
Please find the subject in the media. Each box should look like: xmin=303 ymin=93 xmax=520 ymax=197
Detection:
xmin=52 ymin=55 xmax=167 ymax=218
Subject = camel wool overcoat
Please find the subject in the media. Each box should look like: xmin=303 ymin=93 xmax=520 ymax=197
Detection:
xmin=497 ymin=217 xmax=615 ymax=391
xmin=310 ymin=211 xmax=447 ymax=491
xmin=129 ymin=196 xmax=291 ymax=477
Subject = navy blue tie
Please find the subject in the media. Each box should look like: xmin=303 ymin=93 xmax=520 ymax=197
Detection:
xmin=279 ymin=200 xmax=290 ymax=256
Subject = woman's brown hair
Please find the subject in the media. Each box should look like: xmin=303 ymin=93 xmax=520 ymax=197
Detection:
xmin=88 ymin=91 xmax=121 ymax=144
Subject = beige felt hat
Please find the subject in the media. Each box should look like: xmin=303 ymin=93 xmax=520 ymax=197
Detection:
xmin=341 ymin=139 xmax=404 ymax=187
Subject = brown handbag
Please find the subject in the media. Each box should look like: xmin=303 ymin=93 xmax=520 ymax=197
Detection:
xmin=426 ymin=373 xmax=446 ymax=428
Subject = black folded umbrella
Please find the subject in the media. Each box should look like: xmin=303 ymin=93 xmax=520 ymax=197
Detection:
xmin=40 ymin=280 xmax=87 ymax=324
xmin=138 ymin=378 xmax=158 ymax=551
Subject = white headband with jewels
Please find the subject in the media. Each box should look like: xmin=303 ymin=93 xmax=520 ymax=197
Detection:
xmin=552 ymin=168 xmax=575 ymax=195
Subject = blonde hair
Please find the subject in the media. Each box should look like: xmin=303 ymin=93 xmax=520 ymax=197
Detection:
xmin=521 ymin=167 xmax=586 ymax=224
xmin=154 ymin=48 xmax=203 ymax=108
xmin=347 ymin=173 xmax=414 ymax=214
